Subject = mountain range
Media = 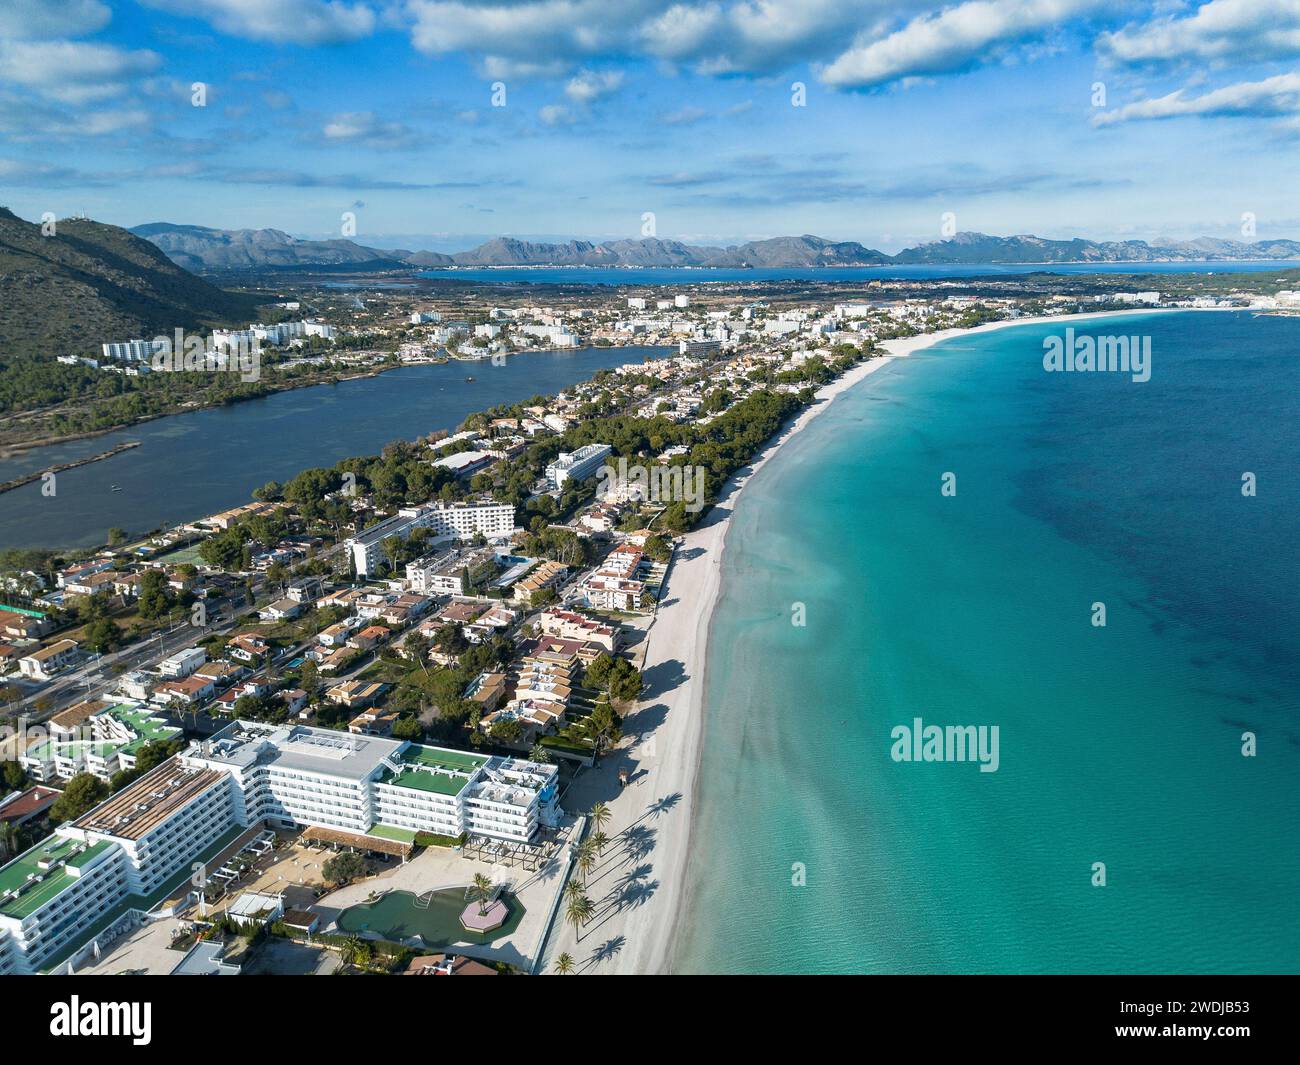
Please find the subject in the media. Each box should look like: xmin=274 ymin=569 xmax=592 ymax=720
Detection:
xmin=0 ymin=209 xmax=262 ymax=360
xmin=131 ymin=223 xmax=1300 ymax=272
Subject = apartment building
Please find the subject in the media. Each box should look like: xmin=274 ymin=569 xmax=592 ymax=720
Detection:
xmin=18 ymin=700 xmax=182 ymax=783
xmin=185 ymin=722 xmax=559 ymax=847
xmin=18 ymin=639 xmax=78 ymax=681
xmin=583 ymin=544 xmax=647 ymax=612
xmin=538 ymin=608 xmax=621 ymax=652
xmin=0 ymin=759 xmax=239 ymax=975
xmin=346 ymin=501 xmax=516 ymax=577
xmin=544 ymin=444 xmax=613 ymax=489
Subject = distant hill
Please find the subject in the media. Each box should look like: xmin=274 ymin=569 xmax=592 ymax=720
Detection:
xmin=130 ymin=221 xmax=1300 ymax=273
xmin=893 ymin=231 xmax=1300 ymax=264
xmin=131 ymin=221 xmax=421 ymax=272
xmin=0 ymin=209 xmax=264 ymax=359
xmin=132 ymin=225 xmax=892 ymax=271
xmin=704 ymin=234 xmax=890 ymax=267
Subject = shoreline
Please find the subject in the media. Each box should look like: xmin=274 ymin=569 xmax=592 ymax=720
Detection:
xmin=634 ymin=305 xmax=1215 ymax=975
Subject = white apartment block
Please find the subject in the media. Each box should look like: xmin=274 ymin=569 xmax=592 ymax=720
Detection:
xmin=18 ymin=700 xmax=182 ymax=784
xmin=346 ymin=500 xmax=515 ymax=577
xmin=545 ymin=444 xmax=613 ymax=489
xmin=184 ymin=722 xmax=559 ymax=847
xmin=101 ymin=338 xmax=163 ymax=362
xmin=0 ymin=759 xmax=238 ymax=975
xmin=0 ymin=722 xmax=559 ymax=975
xmin=517 ymin=324 xmax=579 ymax=347
xmin=158 ymin=647 xmax=206 ymax=678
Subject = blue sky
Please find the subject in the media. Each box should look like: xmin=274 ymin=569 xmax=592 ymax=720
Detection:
xmin=2 ymin=0 xmax=1300 ymax=251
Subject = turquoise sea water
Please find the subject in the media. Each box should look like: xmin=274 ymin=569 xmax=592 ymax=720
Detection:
xmin=674 ymin=311 xmax=1299 ymax=974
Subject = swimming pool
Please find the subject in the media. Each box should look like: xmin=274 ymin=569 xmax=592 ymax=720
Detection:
xmin=336 ymin=889 xmax=524 ymax=946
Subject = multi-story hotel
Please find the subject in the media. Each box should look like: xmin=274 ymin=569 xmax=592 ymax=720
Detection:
xmin=347 ymin=500 xmax=516 ymax=577
xmin=0 ymin=723 xmax=559 ymax=975
xmin=0 ymin=758 xmax=239 ymax=976
xmin=544 ymin=443 xmax=613 ymax=489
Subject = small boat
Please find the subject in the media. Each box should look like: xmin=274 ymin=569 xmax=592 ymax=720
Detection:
xmin=464 ymin=376 xmax=475 ymax=382
xmin=110 ymin=485 xmax=123 ymax=492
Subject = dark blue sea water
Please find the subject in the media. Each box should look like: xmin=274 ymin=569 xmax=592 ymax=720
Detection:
xmin=674 ymin=311 xmax=1299 ymax=973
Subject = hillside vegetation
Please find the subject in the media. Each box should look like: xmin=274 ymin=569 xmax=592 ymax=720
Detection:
xmin=0 ymin=207 xmax=262 ymax=361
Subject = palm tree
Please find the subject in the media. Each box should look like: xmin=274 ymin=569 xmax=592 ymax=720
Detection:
xmin=469 ymin=872 xmax=494 ymax=916
xmin=574 ymin=839 xmax=597 ymax=883
xmin=528 ymin=742 xmax=552 ymax=764
xmin=339 ymin=935 xmax=363 ymax=968
xmin=553 ymin=952 xmax=576 ymax=975
xmin=590 ymin=831 xmax=609 ymax=857
xmin=563 ymin=879 xmax=585 ymax=904
xmin=589 ymin=801 xmax=611 ymax=835
xmin=565 ymin=894 xmax=593 ymax=940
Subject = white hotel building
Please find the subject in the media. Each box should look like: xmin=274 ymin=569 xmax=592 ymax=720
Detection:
xmin=0 ymin=759 xmax=239 ymax=976
xmin=0 ymin=722 xmax=558 ymax=975
xmin=346 ymin=500 xmax=516 ymax=577
xmin=545 ymin=444 xmax=613 ymax=490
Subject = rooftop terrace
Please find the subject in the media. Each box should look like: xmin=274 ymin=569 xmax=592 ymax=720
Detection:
xmin=76 ymin=760 xmax=225 ymax=841
xmin=0 ymin=836 xmax=117 ymax=920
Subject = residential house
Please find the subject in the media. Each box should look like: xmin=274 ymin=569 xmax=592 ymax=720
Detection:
xmin=18 ymin=639 xmax=78 ymax=681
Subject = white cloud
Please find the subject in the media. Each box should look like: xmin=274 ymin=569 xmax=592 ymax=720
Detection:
xmin=1093 ymin=72 xmax=1300 ymax=126
xmin=481 ymin=56 xmax=571 ymax=80
xmin=0 ymin=91 xmax=150 ymax=139
xmin=322 ymin=110 xmax=418 ymax=146
xmin=538 ymin=103 xmax=575 ymax=126
xmin=659 ymin=104 xmax=708 ymax=125
xmin=0 ymin=40 xmax=162 ymax=104
xmin=139 ymin=0 xmax=376 ymax=45
xmin=564 ymin=69 xmax=624 ymax=103
xmin=403 ymin=1 xmax=925 ymax=80
xmin=0 ymin=0 xmax=111 ymax=39
xmin=1100 ymin=0 xmax=1300 ymax=66
xmin=819 ymin=0 xmax=1098 ymax=89
xmin=406 ymin=0 xmax=639 ymax=63
xmin=642 ymin=0 xmax=904 ymax=76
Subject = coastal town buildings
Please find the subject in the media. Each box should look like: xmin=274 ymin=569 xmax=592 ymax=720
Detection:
xmin=0 ymin=724 xmax=559 ymax=975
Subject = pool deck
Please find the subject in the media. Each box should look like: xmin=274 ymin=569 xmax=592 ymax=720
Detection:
xmin=311 ymin=822 xmax=579 ymax=971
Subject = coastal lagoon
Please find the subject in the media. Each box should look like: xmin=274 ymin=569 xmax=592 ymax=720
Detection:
xmin=674 ymin=311 xmax=1299 ymax=973
xmin=0 ymin=346 xmax=669 ymax=550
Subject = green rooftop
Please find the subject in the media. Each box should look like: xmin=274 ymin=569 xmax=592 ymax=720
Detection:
xmin=24 ymin=740 xmax=120 ymax=761
xmin=368 ymin=824 xmax=418 ymax=843
xmin=24 ymin=702 xmax=181 ymax=765
xmin=0 ymin=837 xmax=118 ymax=920
xmin=403 ymin=744 xmax=487 ymax=773
xmin=380 ymin=766 xmax=469 ymax=797
xmin=39 ymin=824 xmax=247 ymax=973
xmin=103 ymin=703 xmax=181 ymax=756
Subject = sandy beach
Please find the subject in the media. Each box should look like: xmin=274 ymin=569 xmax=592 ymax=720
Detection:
xmin=543 ymin=306 xmax=1197 ymax=975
